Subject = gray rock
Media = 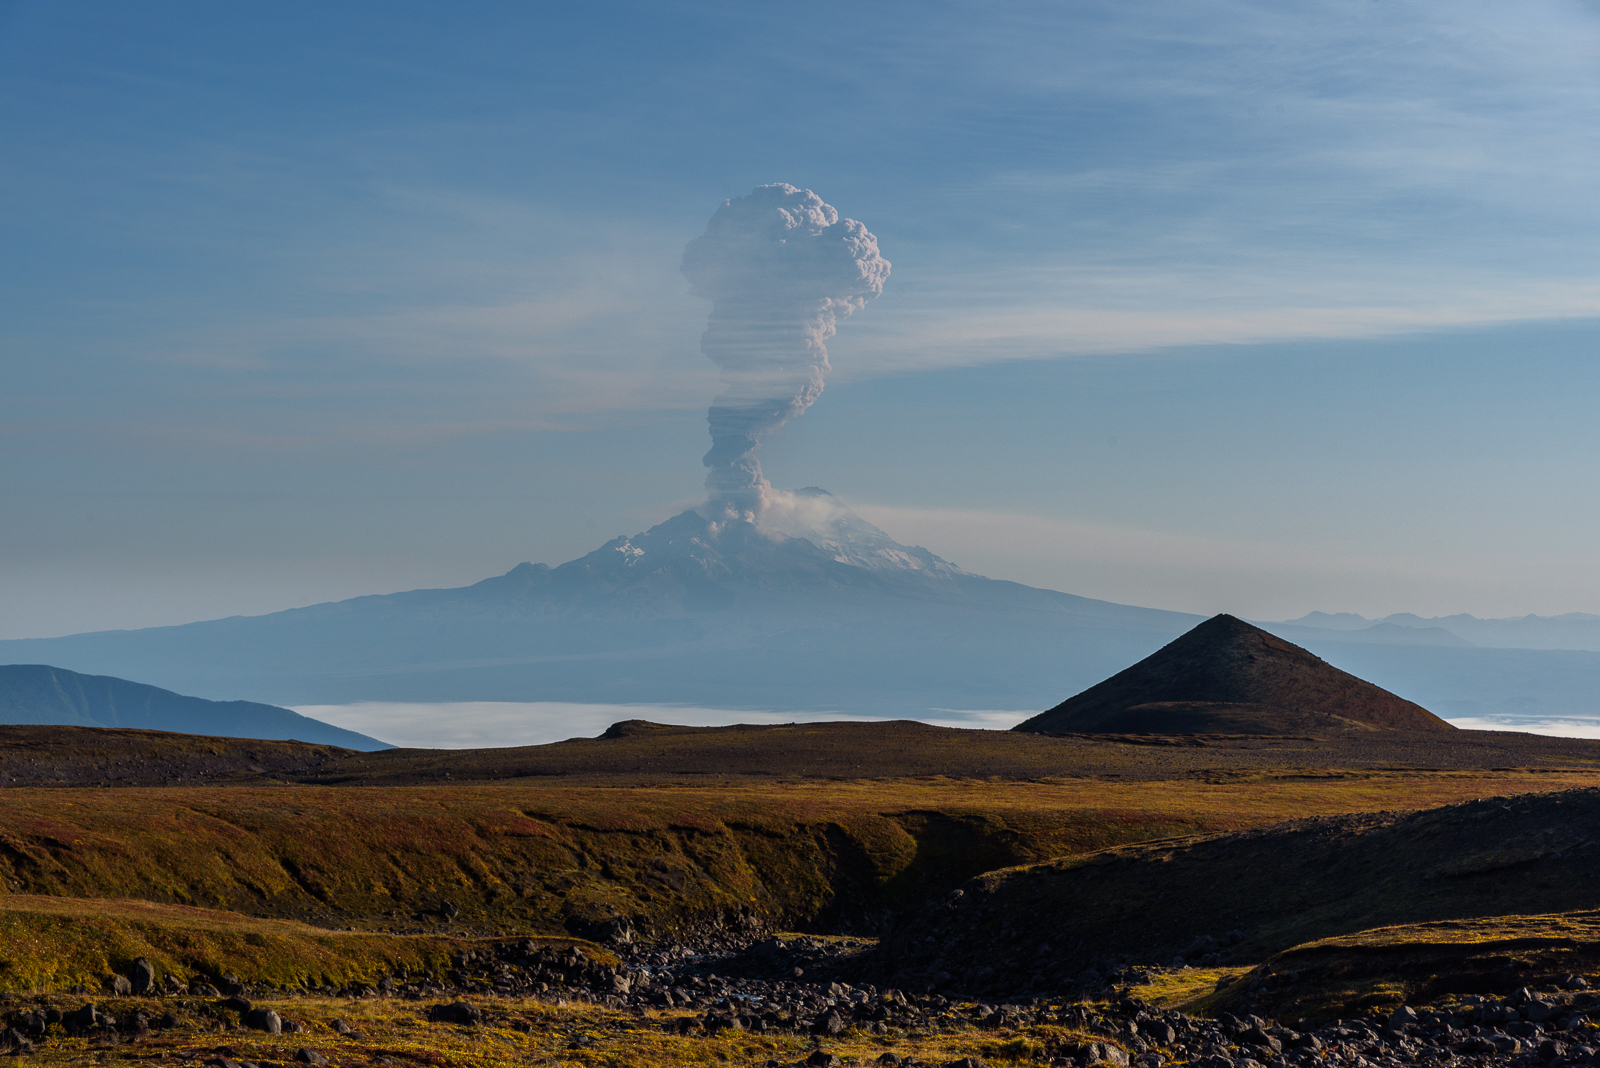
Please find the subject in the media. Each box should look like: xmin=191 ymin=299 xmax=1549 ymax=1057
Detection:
xmin=811 ymin=1011 xmax=847 ymax=1036
xmin=1239 ymin=1027 xmax=1281 ymax=1054
xmin=1077 ymin=1042 xmax=1129 ymax=1067
xmin=242 ymin=1008 xmax=281 ymax=1034
xmin=1145 ymin=1021 xmax=1177 ymax=1045
xmin=294 ymin=1051 xmax=327 ymax=1066
xmin=426 ymin=1002 xmax=481 ymax=1025
xmin=131 ymin=958 xmax=156 ymax=995
xmin=1525 ymin=1000 xmax=1558 ymax=1023
xmin=64 ymin=1004 xmax=106 ymax=1034
xmin=104 ymin=974 xmax=132 ymax=996
xmin=221 ymin=996 xmax=253 ymax=1013
xmin=0 ymin=1027 xmax=34 ymax=1055
xmin=1388 ymin=1006 xmax=1418 ymax=1031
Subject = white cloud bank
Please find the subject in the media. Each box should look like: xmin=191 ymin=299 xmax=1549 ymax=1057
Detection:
xmin=1447 ymin=717 xmax=1600 ymax=741
xmin=299 ymin=702 xmax=1600 ymax=750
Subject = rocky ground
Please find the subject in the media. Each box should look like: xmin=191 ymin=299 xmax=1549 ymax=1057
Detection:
xmin=4 ymin=932 xmax=1597 ymax=1068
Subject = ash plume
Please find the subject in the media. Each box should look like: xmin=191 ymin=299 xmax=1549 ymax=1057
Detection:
xmin=682 ymin=184 xmax=889 ymax=520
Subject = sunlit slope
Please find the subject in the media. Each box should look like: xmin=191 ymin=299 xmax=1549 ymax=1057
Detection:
xmin=3 ymin=773 xmax=1600 ymax=939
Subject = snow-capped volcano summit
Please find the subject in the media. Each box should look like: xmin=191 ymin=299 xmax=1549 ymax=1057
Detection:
xmin=0 ymin=490 xmax=1198 ymax=713
xmin=753 ymin=488 xmax=969 ymax=578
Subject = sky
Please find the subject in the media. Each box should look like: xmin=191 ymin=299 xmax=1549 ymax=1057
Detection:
xmin=5 ymin=0 xmax=1600 ymax=640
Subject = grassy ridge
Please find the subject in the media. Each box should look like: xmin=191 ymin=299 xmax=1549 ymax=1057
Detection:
xmin=882 ymin=786 xmax=1600 ymax=1000
xmin=0 ymin=895 xmax=596 ymax=993
xmin=1209 ymin=910 xmax=1600 ymax=1019
xmin=0 ymin=771 xmax=1596 ymax=935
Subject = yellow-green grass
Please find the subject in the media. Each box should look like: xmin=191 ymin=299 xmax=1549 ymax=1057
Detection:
xmin=0 ymin=895 xmax=604 ymax=994
xmin=5 ymin=993 xmax=1102 ymax=1068
xmin=1 ymin=771 xmax=1597 ymax=935
xmin=1125 ymin=966 xmax=1254 ymax=1012
xmin=1212 ymin=911 xmax=1600 ymax=1020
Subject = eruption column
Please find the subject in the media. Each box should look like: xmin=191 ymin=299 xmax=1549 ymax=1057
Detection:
xmin=682 ymin=184 xmax=889 ymax=520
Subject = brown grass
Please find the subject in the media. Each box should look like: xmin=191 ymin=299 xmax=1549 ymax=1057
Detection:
xmin=1210 ymin=910 xmax=1600 ymax=1020
xmin=0 ymin=991 xmax=1101 ymax=1068
xmin=0 ymin=771 xmax=1598 ymax=939
xmin=0 ymin=896 xmax=602 ymax=994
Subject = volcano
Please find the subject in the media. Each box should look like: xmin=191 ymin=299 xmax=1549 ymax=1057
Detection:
xmin=1014 ymin=613 xmax=1453 ymax=735
xmin=0 ymin=491 xmax=1197 ymax=714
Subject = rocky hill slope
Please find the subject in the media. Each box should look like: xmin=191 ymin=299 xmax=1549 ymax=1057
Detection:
xmin=1016 ymin=614 xmax=1451 ymax=735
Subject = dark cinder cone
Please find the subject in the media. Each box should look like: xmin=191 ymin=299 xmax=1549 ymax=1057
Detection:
xmin=1014 ymin=613 xmax=1453 ymax=735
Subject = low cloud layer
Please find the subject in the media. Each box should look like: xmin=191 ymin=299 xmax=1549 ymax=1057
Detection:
xmin=294 ymin=701 xmax=1027 ymax=749
xmin=682 ymin=184 xmax=888 ymax=518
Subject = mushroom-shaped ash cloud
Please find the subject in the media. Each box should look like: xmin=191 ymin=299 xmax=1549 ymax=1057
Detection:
xmin=682 ymin=184 xmax=889 ymax=520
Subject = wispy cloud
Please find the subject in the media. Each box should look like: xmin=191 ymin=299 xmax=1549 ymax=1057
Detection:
xmin=849 ymin=503 xmax=1600 ymax=620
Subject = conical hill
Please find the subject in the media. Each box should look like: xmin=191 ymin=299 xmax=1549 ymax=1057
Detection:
xmin=1014 ymin=613 xmax=1453 ymax=735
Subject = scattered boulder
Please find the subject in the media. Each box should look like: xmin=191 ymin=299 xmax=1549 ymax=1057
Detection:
xmin=131 ymin=958 xmax=156 ymax=995
xmin=1388 ymin=1005 xmax=1418 ymax=1031
xmin=242 ymin=1008 xmax=282 ymax=1033
xmin=221 ymin=996 xmax=252 ymax=1014
xmin=63 ymin=1005 xmax=104 ymax=1034
xmin=1526 ymin=999 xmax=1558 ymax=1023
xmin=294 ymin=1050 xmax=328 ymax=1066
xmin=103 ymin=974 xmax=132 ymax=996
xmin=811 ymin=1010 xmax=847 ymax=1036
xmin=427 ymin=1002 xmax=482 ymax=1026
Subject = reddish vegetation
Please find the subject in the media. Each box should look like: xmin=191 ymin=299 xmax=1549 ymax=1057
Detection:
xmin=1016 ymin=614 xmax=1452 ymax=735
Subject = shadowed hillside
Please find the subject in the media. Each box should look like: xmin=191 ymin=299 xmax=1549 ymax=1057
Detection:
xmin=880 ymin=787 xmax=1600 ymax=998
xmin=0 ymin=664 xmax=390 ymax=750
xmin=1016 ymin=614 xmax=1452 ymax=735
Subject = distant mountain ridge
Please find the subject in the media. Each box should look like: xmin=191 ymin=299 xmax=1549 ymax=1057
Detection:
xmin=0 ymin=665 xmax=391 ymax=750
xmin=1266 ymin=610 xmax=1600 ymax=651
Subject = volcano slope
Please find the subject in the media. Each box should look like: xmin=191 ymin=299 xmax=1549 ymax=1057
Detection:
xmin=1016 ymin=614 xmax=1452 ymax=735
xmin=879 ymin=786 xmax=1600 ymax=1001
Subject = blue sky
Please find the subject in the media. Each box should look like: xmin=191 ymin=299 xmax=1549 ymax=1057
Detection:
xmin=5 ymin=0 xmax=1600 ymax=638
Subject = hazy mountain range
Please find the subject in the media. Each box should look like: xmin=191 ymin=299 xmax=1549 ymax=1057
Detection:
xmin=1263 ymin=610 xmax=1600 ymax=651
xmin=2 ymin=489 xmax=1597 ymax=726
xmin=0 ymin=664 xmax=390 ymax=749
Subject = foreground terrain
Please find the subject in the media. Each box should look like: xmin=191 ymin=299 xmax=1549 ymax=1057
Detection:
xmin=2 ymin=721 xmax=1600 ymax=1066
